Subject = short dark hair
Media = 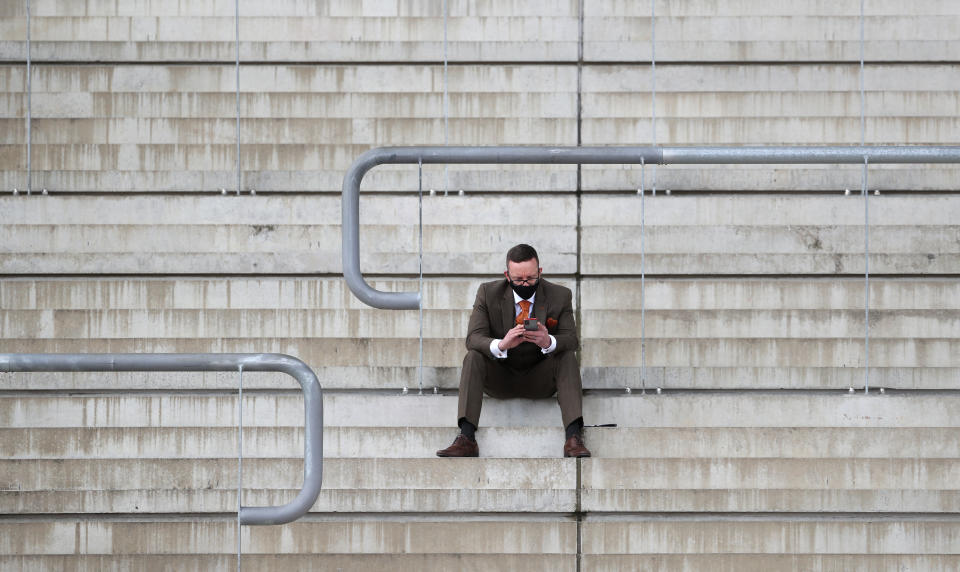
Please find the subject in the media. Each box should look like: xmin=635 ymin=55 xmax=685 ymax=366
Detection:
xmin=506 ymin=244 xmax=539 ymax=268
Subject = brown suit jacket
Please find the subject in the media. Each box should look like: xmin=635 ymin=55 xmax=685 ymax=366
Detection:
xmin=465 ymin=278 xmax=579 ymax=370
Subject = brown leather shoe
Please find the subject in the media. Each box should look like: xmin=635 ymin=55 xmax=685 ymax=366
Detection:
xmin=436 ymin=434 xmax=479 ymax=457
xmin=563 ymin=434 xmax=591 ymax=458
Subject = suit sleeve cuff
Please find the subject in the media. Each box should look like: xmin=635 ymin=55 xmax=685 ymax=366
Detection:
xmin=490 ymin=339 xmax=509 ymax=359
xmin=541 ymin=335 xmax=557 ymax=354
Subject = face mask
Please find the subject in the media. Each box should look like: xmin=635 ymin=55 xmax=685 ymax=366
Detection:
xmin=508 ymin=277 xmax=539 ymax=300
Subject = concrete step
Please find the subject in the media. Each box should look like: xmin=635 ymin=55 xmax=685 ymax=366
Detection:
xmin=584 ymin=555 xmax=960 ymax=572
xmin=0 ymin=195 xmax=578 ymax=274
xmin=0 ymin=554 xmax=575 ymax=572
xmin=4 ymin=426 xmax=959 ymax=460
xmin=581 ymin=64 xmax=960 ymax=191
xmin=13 ymin=63 xmax=578 ymax=193
xmin=1 ymin=457 xmax=576 ymax=514
xmin=3 ymin=393 xmax=958 ymax=429
xmin=0 ymin=517 xmax=577 ymax=558
xmin=4 ymin=365 xmax=960 ymax=392
xmin=582 ymin=516 xmax=960 ymax=555
xmin=9 ymin=2 xmax=959 ymax=65
xmin=12 ymin=307 xmax=955 ymax=339
xmin=5 ymin=456 xmax=957 ymax=514
xmin=584 ymin=1 xmax=960 ymax=62
xmin=2 ymin=518 xmax=957 ymax=570
xmin=4 ymin=195 xmax=959 ymax=274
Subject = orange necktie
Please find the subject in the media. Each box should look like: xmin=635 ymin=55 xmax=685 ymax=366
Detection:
xmin=516 ymin=300 xmax=531 ymax=326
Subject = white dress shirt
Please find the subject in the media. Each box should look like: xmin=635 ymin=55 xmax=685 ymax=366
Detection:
xmin=489 ymin=290 xmax=558 ymax=358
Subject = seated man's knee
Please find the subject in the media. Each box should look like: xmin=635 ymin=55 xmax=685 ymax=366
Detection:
xmin=462 ymin=348 xmax=487 ymax=367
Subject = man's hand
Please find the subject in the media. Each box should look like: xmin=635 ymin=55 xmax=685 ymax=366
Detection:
xmin=522 ymin=321 xmax=551 ymax=349
xmin=498 ymin=324 xmax=527 ymax=351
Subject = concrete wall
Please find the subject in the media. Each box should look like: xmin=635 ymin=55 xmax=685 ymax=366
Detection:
xmin=2 ymin=0 xmax=959 ymax=569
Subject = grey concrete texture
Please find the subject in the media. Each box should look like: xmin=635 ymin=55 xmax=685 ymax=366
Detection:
xmin=4 ymin=1 xmax=958 ymax=63
xmin=2 ymin=194 xmax=958 ymax=275
xmin=583 ymin=554 xmax=960 ymax=572
xmin=0 ymin=195 xmax=579 ymax=274
xmin=4 ymin=61 xmax=960 ymax=191
xmin=0 ymin=518 xmax=577 ymax=556
xmin=584 ymin=0 xmax=960 ymax=61
xmin=581 ymin=195 xmax=960 ymax=274
xmin=4 ymin=0 xmax=580 ymax=62
xmin=4 ymin=394 xmax=958 ymax=515
xmin=581 ymin=518 xmax=960 ymax=554
xmin=2 ymin=457 xmax=577 ymax=513
xmin=0 ymin=555 xmax=576 ymax=572
xmin=5 ymin=459 xmax=958 ymax=514
xmin=3 ymin=63 xmax=578 ymax=192
xmin=7 ymin=426 xmax=958 ymax=461
xmin=3 ymin=275 xmax=958 ymax=389
xmin=6 ymin=393 xmax=959 ymax=430
xmin=581 ymin=63 xmax=960 ymax=191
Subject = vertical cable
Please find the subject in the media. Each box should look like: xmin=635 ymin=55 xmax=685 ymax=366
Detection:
xmin=863 ymin=157 xmax=870 ymax=394
xmin=859 ymin=0 xmax=869 ymax=394
xmin=442 ymin=0 xmax=449 ymax=194
xmin=859 ymin=0 xmax=865 ymax=149
xmin=639 ymin=160 xmax=646 ymax=394
xmin=418 ymin=158 xmax=424 ymax=394
xmin=235 ymin=0 xmax=241 ymax=196
xmin=650 ymin=0 xmax=657 ymax=196
xmin=26 ymin=0 xmax=31 ymax=194
xmin=236 ymin=364 xmax=243 ymax=571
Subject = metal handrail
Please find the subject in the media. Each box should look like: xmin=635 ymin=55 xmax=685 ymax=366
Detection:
xmin=0 ymin=352 xmax=323 ymax=525
xmin=341 ymin=144 xmax=960 ymax=310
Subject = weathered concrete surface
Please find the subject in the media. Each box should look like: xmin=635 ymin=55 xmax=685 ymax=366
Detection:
xmin=582 ymin=517 xmax=960 ymax=554
xmin=584 ymin=554 xmax=960 ymax=572
xmin=0 ymin=554 xmax=575 ymax=572
xmin=581 ymin=64 xmax=960 ymax=191
xmin=5 ymin=393 xmax=958 ymax=430
xmin=2 ymin=277 xmax=957 ymax=390
xmin=584 ymin=0 xmax=960 ymax=62
xmin=581 ymin=195 xmax=960 ymax=274
xmin=0 ymin=518 xmax=577 ymax=555
xmin=0 ymin=195 xmax=579 ymax=274
xmin=1 ymin=457 xmax=576 ymax=513
xmin=7 ymin=426 xmax=958 ymax=460
xmin=3 ymin=0 xmax=579 ymax=62
xmin=7 ymin=64 xmax=577 ymax=192
xmin=3 ymin=1 xmax=960 ymax=567
xmin=0 ymin=426 xmax=571 ymax=459
xmin=3 ymin=194 xmax=957 ymax=275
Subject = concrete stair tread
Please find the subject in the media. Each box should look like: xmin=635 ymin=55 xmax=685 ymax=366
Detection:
xmin=4 ymin=426 xmax=960 ymax=459
xmin=4 ymin=393 xmax=960 ymax=428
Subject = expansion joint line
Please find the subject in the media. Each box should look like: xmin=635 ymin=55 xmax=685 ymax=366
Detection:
xmin=26 ymin=0 xmax=31 ymax=194
xmin=863 ymin=157 xmax=870 ymax=394
xmin=235 ymin=0 xmax=241 ymax=196
xmin=859 ymin=0 xmax=869 ymax=394
xmin=418 ymin=158 xmax=424 ymax=395
xmin=575 ymin=458 xmax=583 ymax=572
xmin=235 ymin=2 xmax=242 ymax=569
xmin=236 ymin=363 xmax=243 ymax=571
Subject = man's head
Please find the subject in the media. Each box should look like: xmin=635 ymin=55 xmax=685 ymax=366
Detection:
xmin=504 ymin=244 xmax=542 ymax=299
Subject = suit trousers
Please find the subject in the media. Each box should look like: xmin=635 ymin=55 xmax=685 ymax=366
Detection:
xmin=457 ymin=348 xmax=584 ymax=429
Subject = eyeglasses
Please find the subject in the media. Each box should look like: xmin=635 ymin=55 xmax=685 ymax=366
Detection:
xmin=508 ymin=274 xmax=540 ymax=285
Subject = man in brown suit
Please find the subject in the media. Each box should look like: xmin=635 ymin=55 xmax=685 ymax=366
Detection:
xmin=436 ymin=244 xmax=591 ymax=458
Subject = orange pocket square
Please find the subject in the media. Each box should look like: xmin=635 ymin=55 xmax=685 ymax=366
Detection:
xmin=546 ymin=317 xmax=559 ymax=330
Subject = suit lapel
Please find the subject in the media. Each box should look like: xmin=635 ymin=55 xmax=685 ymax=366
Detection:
xmin=500 ymin=281 xmax=515 ymax=336
xmin=533 ymin=280 xmax=547 ymax=323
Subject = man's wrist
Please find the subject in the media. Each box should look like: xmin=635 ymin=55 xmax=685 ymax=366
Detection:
xmin=540 ymin=334 xmax=557 ymax=354
xmin=490 ymin=338 xmax=508 ymax=359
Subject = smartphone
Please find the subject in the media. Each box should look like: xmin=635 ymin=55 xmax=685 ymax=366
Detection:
xmin=523 ymin=318 xmax=539 ymax=331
